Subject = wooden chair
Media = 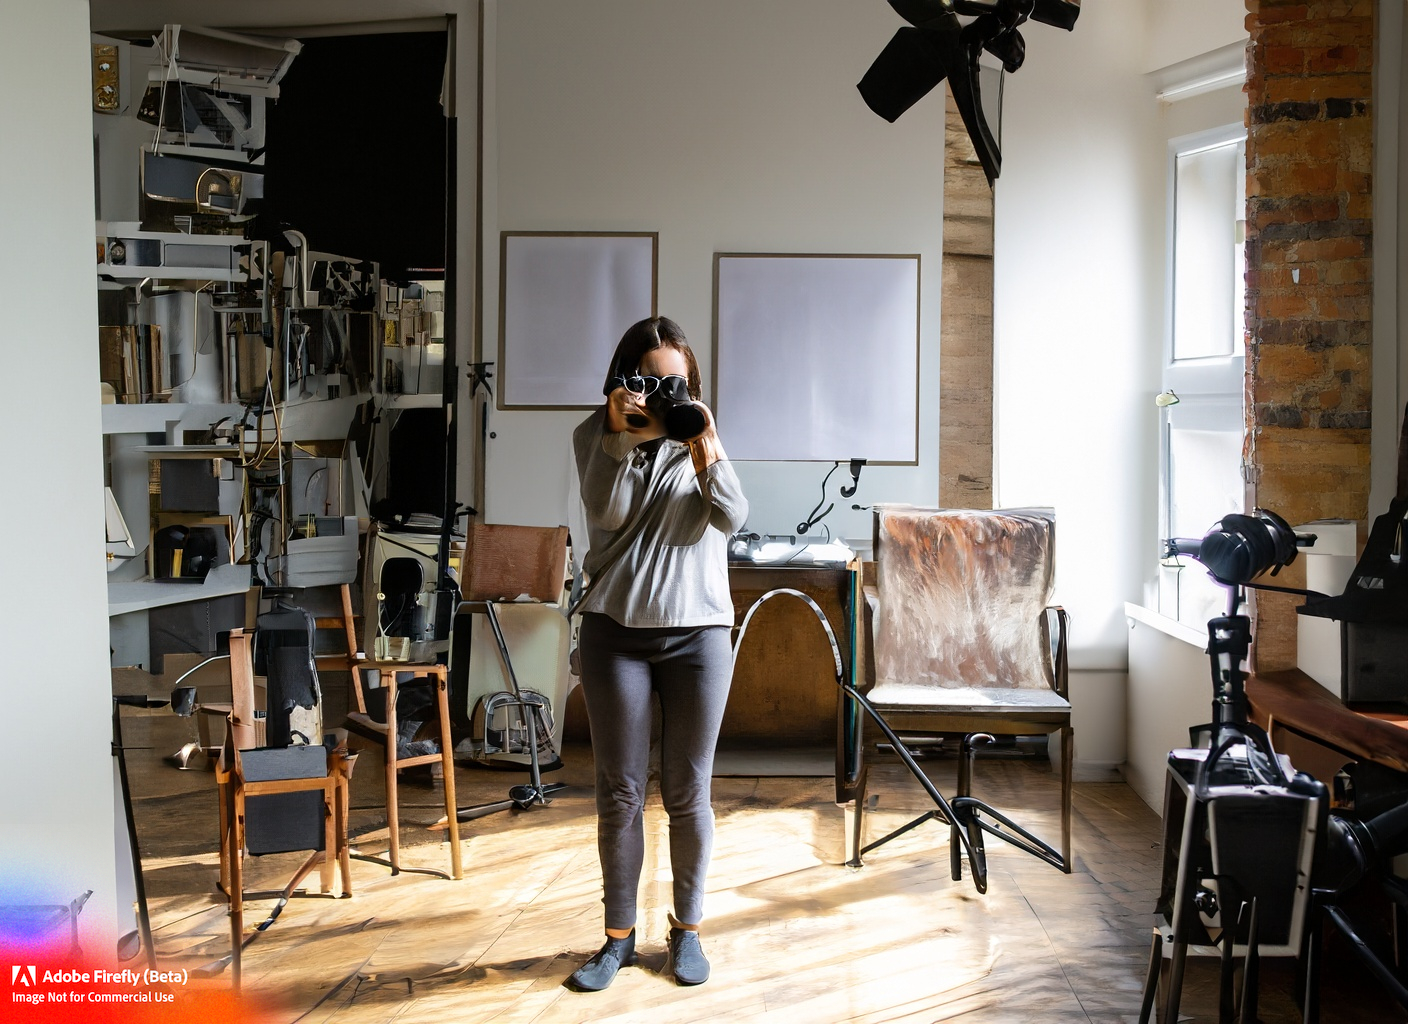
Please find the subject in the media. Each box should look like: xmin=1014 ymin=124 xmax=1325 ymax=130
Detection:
xmin=215 ymin=628 xmax=352 ymax=992
xmin=847 ymin=506 xmax=1072 ymax=891
xmin=335 ymin=584 xmax=463 ymax=880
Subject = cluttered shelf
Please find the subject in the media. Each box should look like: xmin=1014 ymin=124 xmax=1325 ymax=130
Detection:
xmin=107 ymin=561 xmax=251 ymax=616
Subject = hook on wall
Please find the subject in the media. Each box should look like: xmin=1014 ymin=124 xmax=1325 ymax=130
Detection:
xmin=840 ymin=458 xmax=867 ymax=498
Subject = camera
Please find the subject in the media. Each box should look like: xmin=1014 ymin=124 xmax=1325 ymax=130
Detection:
xmin=605 ymin=374 xmax=707 ymax=442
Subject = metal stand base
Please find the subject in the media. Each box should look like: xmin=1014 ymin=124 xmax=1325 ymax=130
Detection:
xmin=846 ymin=691 xmax=1066 ymax=893
xmin=454 ymin=601 xmax=566 ymax=823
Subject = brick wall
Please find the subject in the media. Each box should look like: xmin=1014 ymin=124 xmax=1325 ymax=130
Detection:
xmin=1245 ymin=0 xmax=1374 ymax=669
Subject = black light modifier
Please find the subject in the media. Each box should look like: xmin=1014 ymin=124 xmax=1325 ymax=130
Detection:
xmin=858 ymin=0 xmax=1081 ymax=185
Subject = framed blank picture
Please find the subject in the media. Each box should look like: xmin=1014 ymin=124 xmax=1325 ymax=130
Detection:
xmin=498 ymin=232 xmax=658 ymax=408
xmin=713 ymin=253 xmax=920 ymax=463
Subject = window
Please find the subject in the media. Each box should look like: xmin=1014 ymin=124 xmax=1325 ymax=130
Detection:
xmin=1172 ymin=138 xmax=1245 ymax=362
xmin=1158 ymin=127 xmax=1247 ymax=630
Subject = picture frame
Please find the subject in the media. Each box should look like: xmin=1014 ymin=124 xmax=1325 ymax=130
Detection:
xmin=498 ymin=231 xmax=658 ymax=408
xmin=713 ymin=253 xmax=921 ymax=463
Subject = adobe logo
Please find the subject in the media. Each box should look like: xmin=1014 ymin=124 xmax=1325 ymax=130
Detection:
xmin=11 ymin=965 xmax=37 ymax=987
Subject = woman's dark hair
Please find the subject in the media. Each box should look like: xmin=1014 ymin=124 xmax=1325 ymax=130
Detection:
xmin=605 ymin=316 xmax=703 ymax=401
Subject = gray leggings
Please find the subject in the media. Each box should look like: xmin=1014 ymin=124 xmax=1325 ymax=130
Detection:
xmin=577 ymin=613 xmax=732 ymax=930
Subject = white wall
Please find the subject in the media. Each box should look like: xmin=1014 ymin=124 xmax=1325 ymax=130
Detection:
xmin=994 ymin=1 xmax=1166 ymax=670
xmin=0 ymin=0 xmax=119 ymax=947
xmin=480 ymin=0 xmax=946 ymax=545
xmin=1146 ymin=0 xmax=1248 ymax=72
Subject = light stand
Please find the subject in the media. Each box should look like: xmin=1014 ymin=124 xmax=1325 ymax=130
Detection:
xmin=455 ymin=600 xmax=567 ymax=822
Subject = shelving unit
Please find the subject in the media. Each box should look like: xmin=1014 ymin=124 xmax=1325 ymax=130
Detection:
xmin=93 ymin=27 xmax=450 ymax=673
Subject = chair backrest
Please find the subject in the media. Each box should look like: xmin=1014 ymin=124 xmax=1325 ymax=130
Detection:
xmin=461 ymin=523 xmax=570 ymax=603
xmin=873 ymin=506 xmax=1056 ymax=690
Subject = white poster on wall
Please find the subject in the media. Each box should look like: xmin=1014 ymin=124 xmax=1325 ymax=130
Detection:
xmin=499 ymin=232 xmax=658 ymax=408
xmin=714 ymin=253 xmax=920 ymax=463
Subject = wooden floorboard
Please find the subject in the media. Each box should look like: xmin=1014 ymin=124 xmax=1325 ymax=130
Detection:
xmin=117 ymin=710 xmax=1406 ymax=1023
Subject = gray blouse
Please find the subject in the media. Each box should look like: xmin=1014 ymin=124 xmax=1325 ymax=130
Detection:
xmin=572 ymin=406 xmax=748 ymax=628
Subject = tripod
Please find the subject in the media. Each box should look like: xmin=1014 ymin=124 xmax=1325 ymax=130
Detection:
xmin=1138 ymin=580 xmax=1326 ymax=1024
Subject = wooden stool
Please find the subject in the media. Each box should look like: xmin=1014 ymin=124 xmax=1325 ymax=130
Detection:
xmin=346 ymin=660 xmax=463 ymax=880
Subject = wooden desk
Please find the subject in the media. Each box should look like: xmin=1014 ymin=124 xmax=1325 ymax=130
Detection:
xmin=1247 ymin=668 xmax=1408 ymax=780
xmin=725 ymin=562 xmax=862 ymax=801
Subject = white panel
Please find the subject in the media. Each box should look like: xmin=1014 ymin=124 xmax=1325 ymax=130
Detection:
xmin=485 ymin=0 xmax=945 ymax=541
xmin=500 ymin=233 xmax=655 ymax=408
xmin=1123 ymin=607 xmax=1216 ymax=812
xmin=715 ymin=255 xmax=919 ymax=463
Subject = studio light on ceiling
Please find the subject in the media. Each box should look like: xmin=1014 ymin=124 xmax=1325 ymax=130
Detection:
xmin=857 ymin=0 xmax=1081 ymax=186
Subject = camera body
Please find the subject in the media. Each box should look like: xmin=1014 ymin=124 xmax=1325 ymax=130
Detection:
xmin=645 ymin=377 xmax=707 ymax=442
xmin=605 ymin=374 xmax=707 ymax=442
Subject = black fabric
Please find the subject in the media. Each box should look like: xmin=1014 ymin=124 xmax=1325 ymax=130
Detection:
xmin=240 ymin=745 xmax=329 ymax=856
xmin=254 ymin=602 xmax=320 ymax=748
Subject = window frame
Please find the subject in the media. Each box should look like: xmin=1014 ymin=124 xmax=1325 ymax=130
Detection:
xmin=1157 ymin=123 xmax=1249 ymax=627
xmin=1163 ymin=123 xmax=1247 ymax=397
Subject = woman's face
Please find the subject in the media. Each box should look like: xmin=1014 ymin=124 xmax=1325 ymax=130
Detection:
xmin=637 ymin=346 xmax=689 ymax=381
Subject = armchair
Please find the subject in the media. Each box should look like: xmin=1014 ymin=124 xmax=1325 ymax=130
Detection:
xmin=850 ymin=506 xmax=1072 ymax=889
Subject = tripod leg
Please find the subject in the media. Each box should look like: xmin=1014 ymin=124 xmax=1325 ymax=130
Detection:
xmin=1239 ymin=898 xmax=1260 ymax=1024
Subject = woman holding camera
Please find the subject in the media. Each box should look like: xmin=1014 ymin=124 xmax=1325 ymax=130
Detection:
xmin=567 ymin=316 xmax=748 ymax=992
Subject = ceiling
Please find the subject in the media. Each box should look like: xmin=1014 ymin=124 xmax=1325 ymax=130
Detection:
xmin=89 ymin=0 xmax=456 ymax=36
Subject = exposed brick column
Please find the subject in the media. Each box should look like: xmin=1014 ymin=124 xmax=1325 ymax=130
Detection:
xmin=1244 ymin=0 xmax=1374 ymax=669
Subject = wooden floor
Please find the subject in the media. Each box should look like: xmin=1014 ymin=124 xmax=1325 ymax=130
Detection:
xmin=121 ymin=711 xmax=1406 ymax=1023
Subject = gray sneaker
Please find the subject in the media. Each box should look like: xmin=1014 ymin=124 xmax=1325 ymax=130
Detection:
xmin=667 ymin=927 xmax=710 ymax=985
xmin=566 ymin=931 xmax=637 ymax=992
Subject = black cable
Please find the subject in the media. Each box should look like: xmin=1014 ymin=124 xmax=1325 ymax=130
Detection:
xmin=798 ymin=462 xmax=841 ymax=534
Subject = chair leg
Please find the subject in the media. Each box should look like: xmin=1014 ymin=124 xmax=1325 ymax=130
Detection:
xmin=1163 ymin=938 xmax=1189 ymax=1024
xmin=230 ymin=788 xmax=245 ymax=994
xmin=952 ymin=734 xmax=973 ymax=882
xmin=217 ymin=778 xmax=232 ymax=899
xmin=1138 ymin=928 xmax=1163 ymax=1024
xmin=846 ymin=770 xmax=868 ymax=868
xmin=433 ymin=668 xmax=463 ymax=880
xmin=336 ymin=770 xmax=353 ymax=897
xmin=383 ymin=675 xmax=401 ymax=875
xmin=319 ymin=782 xmax=336 ymax=893
xmin=1060 ymin=724 xmax=1073 ymax=873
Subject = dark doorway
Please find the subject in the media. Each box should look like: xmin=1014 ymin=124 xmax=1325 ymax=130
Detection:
xmin=263 ymin=31 xmax=448 ymax=284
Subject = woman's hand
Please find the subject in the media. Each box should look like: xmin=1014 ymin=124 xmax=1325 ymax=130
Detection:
xmin=604 ymin=384 xmax=664 ymax=438
xmin=686 ymin=402 xmax=727 ymax=474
